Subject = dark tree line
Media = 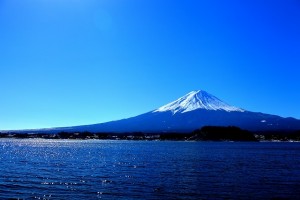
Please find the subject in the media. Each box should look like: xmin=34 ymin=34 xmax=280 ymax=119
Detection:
xmin=192 ymin=126 xmax=257 ymax=141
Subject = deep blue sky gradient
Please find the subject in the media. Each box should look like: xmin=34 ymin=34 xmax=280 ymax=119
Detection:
xmin=1 ymin=0 xmax=300 ymax=130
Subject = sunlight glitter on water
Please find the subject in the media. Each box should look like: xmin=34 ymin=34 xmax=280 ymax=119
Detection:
xmin=1 ymin=139 xmax=300 ymax=199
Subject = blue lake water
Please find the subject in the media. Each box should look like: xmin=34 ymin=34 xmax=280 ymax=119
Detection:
xmin=0 ymin=139 xmax=300 ymax=199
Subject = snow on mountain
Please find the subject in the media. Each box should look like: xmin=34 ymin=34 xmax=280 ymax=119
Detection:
xmin=153 ymin=90 xmax=244 ymax=114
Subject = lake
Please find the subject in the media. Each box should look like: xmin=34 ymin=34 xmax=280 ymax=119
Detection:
xmin=0 ymin=139 xmax=299 ymax=199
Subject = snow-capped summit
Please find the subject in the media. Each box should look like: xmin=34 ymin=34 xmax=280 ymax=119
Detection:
xmin=153 ymin=90 xmax=244 ymax=114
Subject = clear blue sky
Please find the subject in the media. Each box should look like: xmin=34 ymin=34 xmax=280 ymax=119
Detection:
xmin=0 ymin=0 xmax=299 ymax=130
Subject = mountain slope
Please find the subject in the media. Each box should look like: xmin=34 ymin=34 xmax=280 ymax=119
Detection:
xmin=6 ymin=90 xmax=300 ymax=133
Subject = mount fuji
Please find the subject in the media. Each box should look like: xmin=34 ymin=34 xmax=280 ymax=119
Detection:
xmin=153 ymin=90 xmax=244 ymax=114
xmin=8 ymin=90 xmax=300 ymax=133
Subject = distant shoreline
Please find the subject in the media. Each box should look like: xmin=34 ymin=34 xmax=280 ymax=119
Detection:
xmin=1 ymin=126 xmax=299 ymax=142
xmin=0 ymin=137 xmax=299 ymax=142
xmin=0 ymin=131 xmax=300 ymax=142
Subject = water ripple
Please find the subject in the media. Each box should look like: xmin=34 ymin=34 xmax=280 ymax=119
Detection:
xmin=0 ymin=139 xmax=300 ymax=199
